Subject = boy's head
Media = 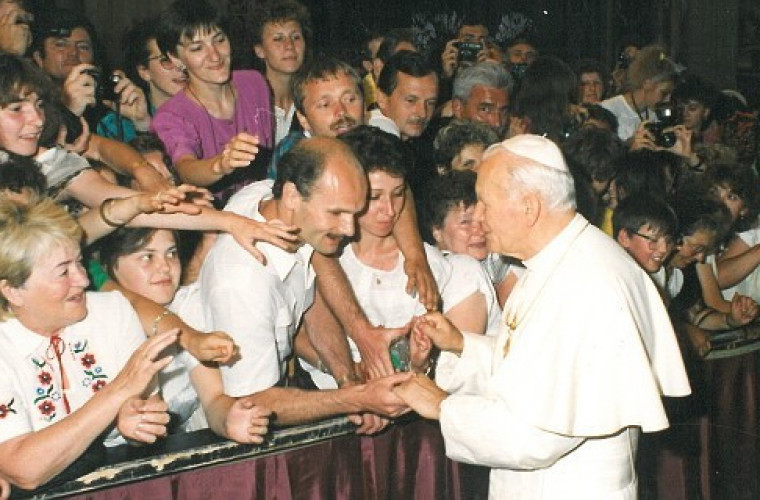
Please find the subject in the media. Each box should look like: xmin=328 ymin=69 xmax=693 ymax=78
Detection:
xmin=613 ymin=193 xmax=677 ymax=273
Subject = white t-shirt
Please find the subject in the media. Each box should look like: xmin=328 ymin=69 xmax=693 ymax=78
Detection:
xmin=601 ymin=94 xmax=656 ymax=142
xmin=305 ymin=243 xmax=478 ymax=389
xmin=163 ymin=285 xmax=205 ymax=432
xmin=730 ymin=227 xmax=760 ymax=303
xmin=446 ymin=253 xmax=502 ymax=333
xmin=199 ymin=180 xmax=316 ymax=397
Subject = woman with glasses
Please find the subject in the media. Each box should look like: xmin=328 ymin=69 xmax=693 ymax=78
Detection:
xmin=152 ymin=0 xmax=274 ymax=206
xmin=123 ymin=18 xmax=188 ymax=115
xmin=667 ymin=180 xmax=758 ymax=356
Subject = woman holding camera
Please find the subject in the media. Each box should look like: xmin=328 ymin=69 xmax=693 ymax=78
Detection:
xmin=600 ymin=45 xmax=678 ymax=143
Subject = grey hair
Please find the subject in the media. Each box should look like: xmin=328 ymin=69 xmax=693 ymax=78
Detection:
xmin=483 ymin=143 xmax=576 ymax=212
xmin=453 ymin=62 xmax=514 ymax=102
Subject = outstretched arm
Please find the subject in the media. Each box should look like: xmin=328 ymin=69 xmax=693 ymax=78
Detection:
xmin=312 ymin=253 xmax=395 ymax=379
xmin=394 ymin=188 xmax=439 ymax=311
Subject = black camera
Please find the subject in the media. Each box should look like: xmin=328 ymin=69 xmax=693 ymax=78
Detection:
xmin=510 ymin=62 xmax=528 ymax=83
xmin=454 ymin=41 xmax=483 ymax=63
xmin=617 ymin=51 xmax=632 ymax=70
xmin=645 ymin=103 xmax=678 ymax=148
xmin=82 ymin=68 xmax=121 ymax=102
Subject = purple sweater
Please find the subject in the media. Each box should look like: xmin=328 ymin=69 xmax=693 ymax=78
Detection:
xmin=152 ymin=70 xmax=274 ymax=204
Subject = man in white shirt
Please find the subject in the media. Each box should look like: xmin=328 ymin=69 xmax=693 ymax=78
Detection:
xmin=199 ymin=137 xmax=411 ymax=432
xmin=395 ymin=134 xmax=691 ymax=498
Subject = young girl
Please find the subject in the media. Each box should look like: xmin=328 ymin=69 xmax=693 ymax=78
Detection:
xmin=99 ymin=227 xmax=271 ymax=440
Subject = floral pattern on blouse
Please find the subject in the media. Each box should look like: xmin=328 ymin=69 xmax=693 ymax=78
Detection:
xmin=0 ymin=398 xmax=16 ymax=419
xmin=28 ymin=338 xmax=111 ymax=422
xmin=71 ymin=340 xmax=109 ymax=393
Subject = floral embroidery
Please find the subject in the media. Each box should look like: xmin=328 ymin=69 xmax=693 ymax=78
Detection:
xmin=71 ymin=339 xmax=109 ymax=393
xmin=81 ymin=353 xmax=96 ymax=369
xmin=37 ymin=400 xmax=56 ymax=417
xmin=38 ymin=371 xmax=52 ymax=386
xmin=0 ymin=398 xmax=16 ymax=419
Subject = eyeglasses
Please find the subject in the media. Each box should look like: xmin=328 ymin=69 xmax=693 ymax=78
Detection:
xmin=680 ymin=237 xmax=708 ymax=256
xmin=633 ymin=231 xmax=674 ymax=249
xmin=145 ymin=54 xmax=176 ymax=71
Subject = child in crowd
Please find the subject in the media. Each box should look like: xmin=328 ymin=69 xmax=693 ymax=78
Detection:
xmin=99 ymin=226 xmax=271 ymax=440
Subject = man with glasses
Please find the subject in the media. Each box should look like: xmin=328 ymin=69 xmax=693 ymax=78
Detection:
xmin=32 ymin=8 xmax=150 ymax=142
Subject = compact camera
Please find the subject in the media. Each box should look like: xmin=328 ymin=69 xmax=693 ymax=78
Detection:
xmin=454 ymin=41 xmax=483 ymax=63
xmin=645 ymin=103 xmax=678 ymax=148
xmin=617 ymin=51 xmax=632 ymax=70
xmin=82 ymin=68 xmax=121 ymax=102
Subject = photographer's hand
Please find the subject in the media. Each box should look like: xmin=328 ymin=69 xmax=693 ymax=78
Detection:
xmin=106 ymin=71 xmax=151 ymax=132
xmin=630 ymin=121 xmax=657 ymax=151
xmin=667 ymin=125 xmax=699 ymax=166
xmin=62 ymin=63 xmax=98 ymax=117
xmin=0 ymin=4 xmax=31 ymax=56
xmin=441 ymin=39 xmax=459 ymax=79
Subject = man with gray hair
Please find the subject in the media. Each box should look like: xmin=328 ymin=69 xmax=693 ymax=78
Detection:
xmin=451 ymin=61 xmax=513 ymax=136
xmin=395 ymin=134 xmax=690 ymax=498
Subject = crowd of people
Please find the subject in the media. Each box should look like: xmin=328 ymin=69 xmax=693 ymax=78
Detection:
xmin=0 ymin=0 xmax=756 ymax=497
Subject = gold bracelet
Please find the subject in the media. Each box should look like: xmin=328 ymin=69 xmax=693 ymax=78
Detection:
xmin=99 ymin=197 xmax=126 ymax=227
xmin=151 ymin=309 xmax=174 ymax=336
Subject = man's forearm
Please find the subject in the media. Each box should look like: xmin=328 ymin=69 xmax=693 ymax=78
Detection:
xmin=302 ymin=291 xmax=357 ymax=383
xmin=393 ymin=187 xmax=425 ymax=262
xmin=246 ymin=386 xmax=362 ymax=426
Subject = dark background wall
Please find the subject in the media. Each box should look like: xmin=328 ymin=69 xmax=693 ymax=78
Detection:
xmin=32 ymin=0 xmax=760 ymax=106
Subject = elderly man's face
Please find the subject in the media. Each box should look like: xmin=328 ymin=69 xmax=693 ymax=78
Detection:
xmin=473 ymin=151 xmax=527 ymax=258
xmin=454 ymin=85 xmax=509 ymax=133
xmin=291 ymin=151 xmax=368 ymax=255
xmin=378 ymin=72 xmax=437 ymax=141
xmin=34 ymin=27 xmax=94 ymax=80
xmin=297 ymin=71 xmax=365 ymax=137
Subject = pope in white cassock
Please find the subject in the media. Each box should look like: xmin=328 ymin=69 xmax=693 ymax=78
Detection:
xmin=394 ymin=134 xmax=691 ymax=499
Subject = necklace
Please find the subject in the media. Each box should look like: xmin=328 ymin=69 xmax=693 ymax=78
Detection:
xmin=629 ymin=92 xmax=649 ymax=122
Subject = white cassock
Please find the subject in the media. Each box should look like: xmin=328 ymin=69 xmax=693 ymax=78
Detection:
xmin=435 ymin=215 xmax=691 ymax=499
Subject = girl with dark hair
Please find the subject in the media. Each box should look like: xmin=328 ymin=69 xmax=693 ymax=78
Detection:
xmin=153 ymin=0 xmax=274 ymax=206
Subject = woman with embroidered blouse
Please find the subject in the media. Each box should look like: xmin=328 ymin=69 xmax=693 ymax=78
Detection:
xmin=0 ymin=198 xmax=180 ymax=491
